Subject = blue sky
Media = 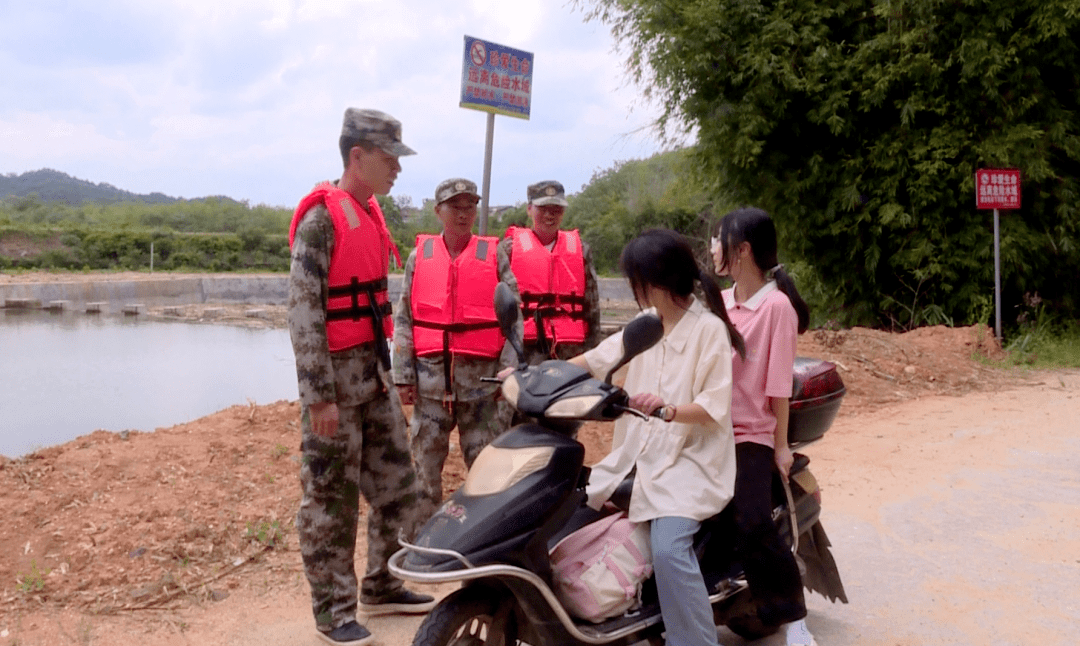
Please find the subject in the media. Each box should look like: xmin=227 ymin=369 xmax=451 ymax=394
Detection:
xmin=0 ymin=0 xmax=669 ymax=209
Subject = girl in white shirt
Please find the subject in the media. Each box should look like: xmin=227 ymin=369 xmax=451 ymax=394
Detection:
xmin=713 ymin=207 xmax=815 ymax=646
xmin=570 ymin=229 xmax=744 ymax=646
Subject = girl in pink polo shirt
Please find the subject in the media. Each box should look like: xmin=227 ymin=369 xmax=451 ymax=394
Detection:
xmin=713 ymin=207 xmax=816 ymax=646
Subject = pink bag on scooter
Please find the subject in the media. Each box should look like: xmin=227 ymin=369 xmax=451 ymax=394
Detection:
xmin=549 ymin=511 xmax=653 ymax=623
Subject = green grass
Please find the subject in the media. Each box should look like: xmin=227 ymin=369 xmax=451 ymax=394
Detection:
xmin=993 ymin=315 xmax=1080 ymax=369
xmin=16 ymin=560 xmax=49 ymax=594
xmin=245 ymin=519 xmax=284 ymax=548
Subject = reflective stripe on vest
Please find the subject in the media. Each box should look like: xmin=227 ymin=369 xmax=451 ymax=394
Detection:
xmin=507 ymin=227 xmax=588 ymax=345
xmin=410 ymin=234 xmax=503 ymax=360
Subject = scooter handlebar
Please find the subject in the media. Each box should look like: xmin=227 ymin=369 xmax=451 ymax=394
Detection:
xmin=611 ymin=404 xmax=650 ymax=420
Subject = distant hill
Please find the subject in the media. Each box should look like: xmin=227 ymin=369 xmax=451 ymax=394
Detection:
xmin=0 ymin=169 xmax=240 ymax=206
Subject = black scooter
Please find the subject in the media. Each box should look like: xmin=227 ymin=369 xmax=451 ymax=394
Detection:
xmin=390 ymin=283 xmax=848 ymax=646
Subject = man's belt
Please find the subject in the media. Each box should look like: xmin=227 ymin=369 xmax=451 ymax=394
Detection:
xmin=326 ymin=277 xmax=392 ymax=370
xmin=413 ymin=319 xmax=501 ymax=394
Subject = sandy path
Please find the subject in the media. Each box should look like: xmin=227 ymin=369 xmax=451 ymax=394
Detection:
xmin=738 ymin=369 xmax=1080 ymax=646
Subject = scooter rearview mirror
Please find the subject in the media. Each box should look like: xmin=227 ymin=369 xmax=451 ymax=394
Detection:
xmin=493 ymin=282 xmax=526 ymax=366
xmin=604 ymin=314 xmax=663 ymax=384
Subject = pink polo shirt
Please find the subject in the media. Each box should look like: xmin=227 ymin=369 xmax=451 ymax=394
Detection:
xmin=722 ymin=281 xmax=798 ymax=448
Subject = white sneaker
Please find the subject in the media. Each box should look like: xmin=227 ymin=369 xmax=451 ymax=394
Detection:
xmin=786 ymin=619 xmax=817 ymax=646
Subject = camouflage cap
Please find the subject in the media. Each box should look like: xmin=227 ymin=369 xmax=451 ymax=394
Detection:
xmin=435 ymin=178 xmax=481 ymax=205
xmin=341 ymin=108 xmax=416 ymax=156
xmin=527 ymin=180 xmax=568 ymax=207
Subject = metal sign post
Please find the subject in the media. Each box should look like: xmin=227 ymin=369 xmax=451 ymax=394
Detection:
xmin=975 ymin=168 xmax=1021 ymax=342
xmin=459 ymin=35 xmax=534 ymax=235
xmin=993 ymin=208 xmax=1000 ymax=341
xmin=481 ymin=112 xmax=495 ymax=231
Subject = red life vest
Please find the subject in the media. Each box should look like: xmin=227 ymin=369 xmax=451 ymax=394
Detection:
xmin=289 ymin=183 xmax=401 ymax=353
xmin=506 ymin=226 xmax=588 ymax=346
xmin=410 ymin=234 xmax=503 ymax=360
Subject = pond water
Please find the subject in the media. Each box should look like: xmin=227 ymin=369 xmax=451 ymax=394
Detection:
xmin=0 ymin=310 xmax=298 ymax=458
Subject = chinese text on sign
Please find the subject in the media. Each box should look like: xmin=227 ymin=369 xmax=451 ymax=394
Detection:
xmin=975 ymin=169 xmax=1021 ymax=210
xmin=460 ymin=36 xmax=534 ymax=120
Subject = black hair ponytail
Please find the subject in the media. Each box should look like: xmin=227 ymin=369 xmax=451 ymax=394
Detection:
xmin=719 ymin=207 xmax=811 ymax=334
xmin=771 ymin=267 xmax=810 ymax=334
xmin=698 ymin=268 xmax=746 ymax=358
xmin=621 ymin=229 xmax=745 ymax=357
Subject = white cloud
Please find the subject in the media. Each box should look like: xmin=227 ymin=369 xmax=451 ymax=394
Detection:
xmin=0 ymin=0 xmax=667 ymax=208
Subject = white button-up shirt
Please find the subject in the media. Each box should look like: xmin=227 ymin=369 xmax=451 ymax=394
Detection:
xmin=582 ymin=297 xmax=736 ymax=522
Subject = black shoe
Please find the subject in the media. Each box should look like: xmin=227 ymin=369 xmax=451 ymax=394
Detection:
xmin=359 ymin=588 xmax=437 ymax=616
xmin=315 ymin=621 xmax=373 ymax=646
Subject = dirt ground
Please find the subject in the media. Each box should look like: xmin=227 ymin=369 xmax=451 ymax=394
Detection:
xmin=0 ymin=270 xmax=1059 ymax=646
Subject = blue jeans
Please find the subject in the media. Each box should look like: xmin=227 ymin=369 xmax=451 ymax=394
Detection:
xmin=651 ymin=516 xmax=719 ymax=646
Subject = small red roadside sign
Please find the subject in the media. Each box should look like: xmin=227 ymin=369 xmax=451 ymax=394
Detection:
xmin=975 ymin=168 xmax=1021 ymax=210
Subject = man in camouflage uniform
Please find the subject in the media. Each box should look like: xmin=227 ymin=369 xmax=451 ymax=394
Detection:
xmin=288 ymin=108 xmax=434 ymax=646
xmin=498 ymin=179 xmax=601 ymax=365
xmin=392 ymin=178 xmax=522 ymax=518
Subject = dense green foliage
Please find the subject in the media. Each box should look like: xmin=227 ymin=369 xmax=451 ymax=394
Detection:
xmin=1 ymin=191 xmax=291 ymax=233
xmin=0 ymin=194 xmax=294 ymax=272
xmin=0 ymin=186 xmax=454 ymax=273
xmin=0 ymin=224 xmax=291 ymax=272
xmin=991 ymin=293 xmax=1080 ymax=367
xmin=564 ymin=149 xmax=730 ymax=273
xmin=581 ymin=0 xmax=1080 ymax=328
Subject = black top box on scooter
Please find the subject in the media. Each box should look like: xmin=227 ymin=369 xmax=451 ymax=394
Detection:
xmin=788 ymin=357 xmax=845 ymax=445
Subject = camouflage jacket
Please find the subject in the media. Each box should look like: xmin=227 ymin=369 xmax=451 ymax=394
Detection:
xmin=288 ymin=202 xmax=391 ymax=407
xmin=392 ymin=238 xmax=523 ymax=401
xmin=496 ymin=233 xmax=602 ymax=361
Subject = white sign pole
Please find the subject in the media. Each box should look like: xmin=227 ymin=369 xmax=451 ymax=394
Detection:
xmin=480 ymin=112 xmax=495 ymax=236
xmin=994 ymin=208 xmax=1001 ymax=342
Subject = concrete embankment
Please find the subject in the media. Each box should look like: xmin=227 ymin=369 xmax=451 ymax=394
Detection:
xmin=0 ymin=274 xmax=637 ymax=313
xmin=0 ymin=275 xmax=288 ymax=311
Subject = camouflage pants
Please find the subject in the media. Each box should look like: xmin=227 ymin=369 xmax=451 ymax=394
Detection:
xmin=410 ymin=395 xmax=510 ymax=518
xmin=296 ymin=394 xmax=422 ymax=632
xmin=523 ymin=341 xmax=588 ymax=365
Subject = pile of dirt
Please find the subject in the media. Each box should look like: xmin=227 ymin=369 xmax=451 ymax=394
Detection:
xmin=797 ymin=324 xmax=1011 ymax=410
xmin=0 ymin=232 xmax=67 ymax=261
xmin=1 ymin=402 xmax=305 ymax=615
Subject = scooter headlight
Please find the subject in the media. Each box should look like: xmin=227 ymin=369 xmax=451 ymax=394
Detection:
xmin=500 ymin=373 xmax=521 ymax=406
xmin=544 ymin=394 xmax=603 ymax=418
xmin=462 ymin=445 xmax=555 ymax=496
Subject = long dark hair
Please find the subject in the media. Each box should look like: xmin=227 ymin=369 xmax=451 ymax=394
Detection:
xmin=718 ymin=207 xmax=810 ymax=333
xmin=620 ymin=228 xmax=745 ymax=357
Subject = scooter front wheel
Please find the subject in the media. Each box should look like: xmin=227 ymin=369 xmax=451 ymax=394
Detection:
xmin=411 ymin=586 xmax=519 ymax=646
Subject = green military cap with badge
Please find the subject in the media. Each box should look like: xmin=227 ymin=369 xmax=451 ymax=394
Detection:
xmin=527 ymin=180 xmax=568 ymax=207
xmin=435 ymin=178 xmax=481 ymax=205
xmin=341 ymin=108 xmax=417 ymax=157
